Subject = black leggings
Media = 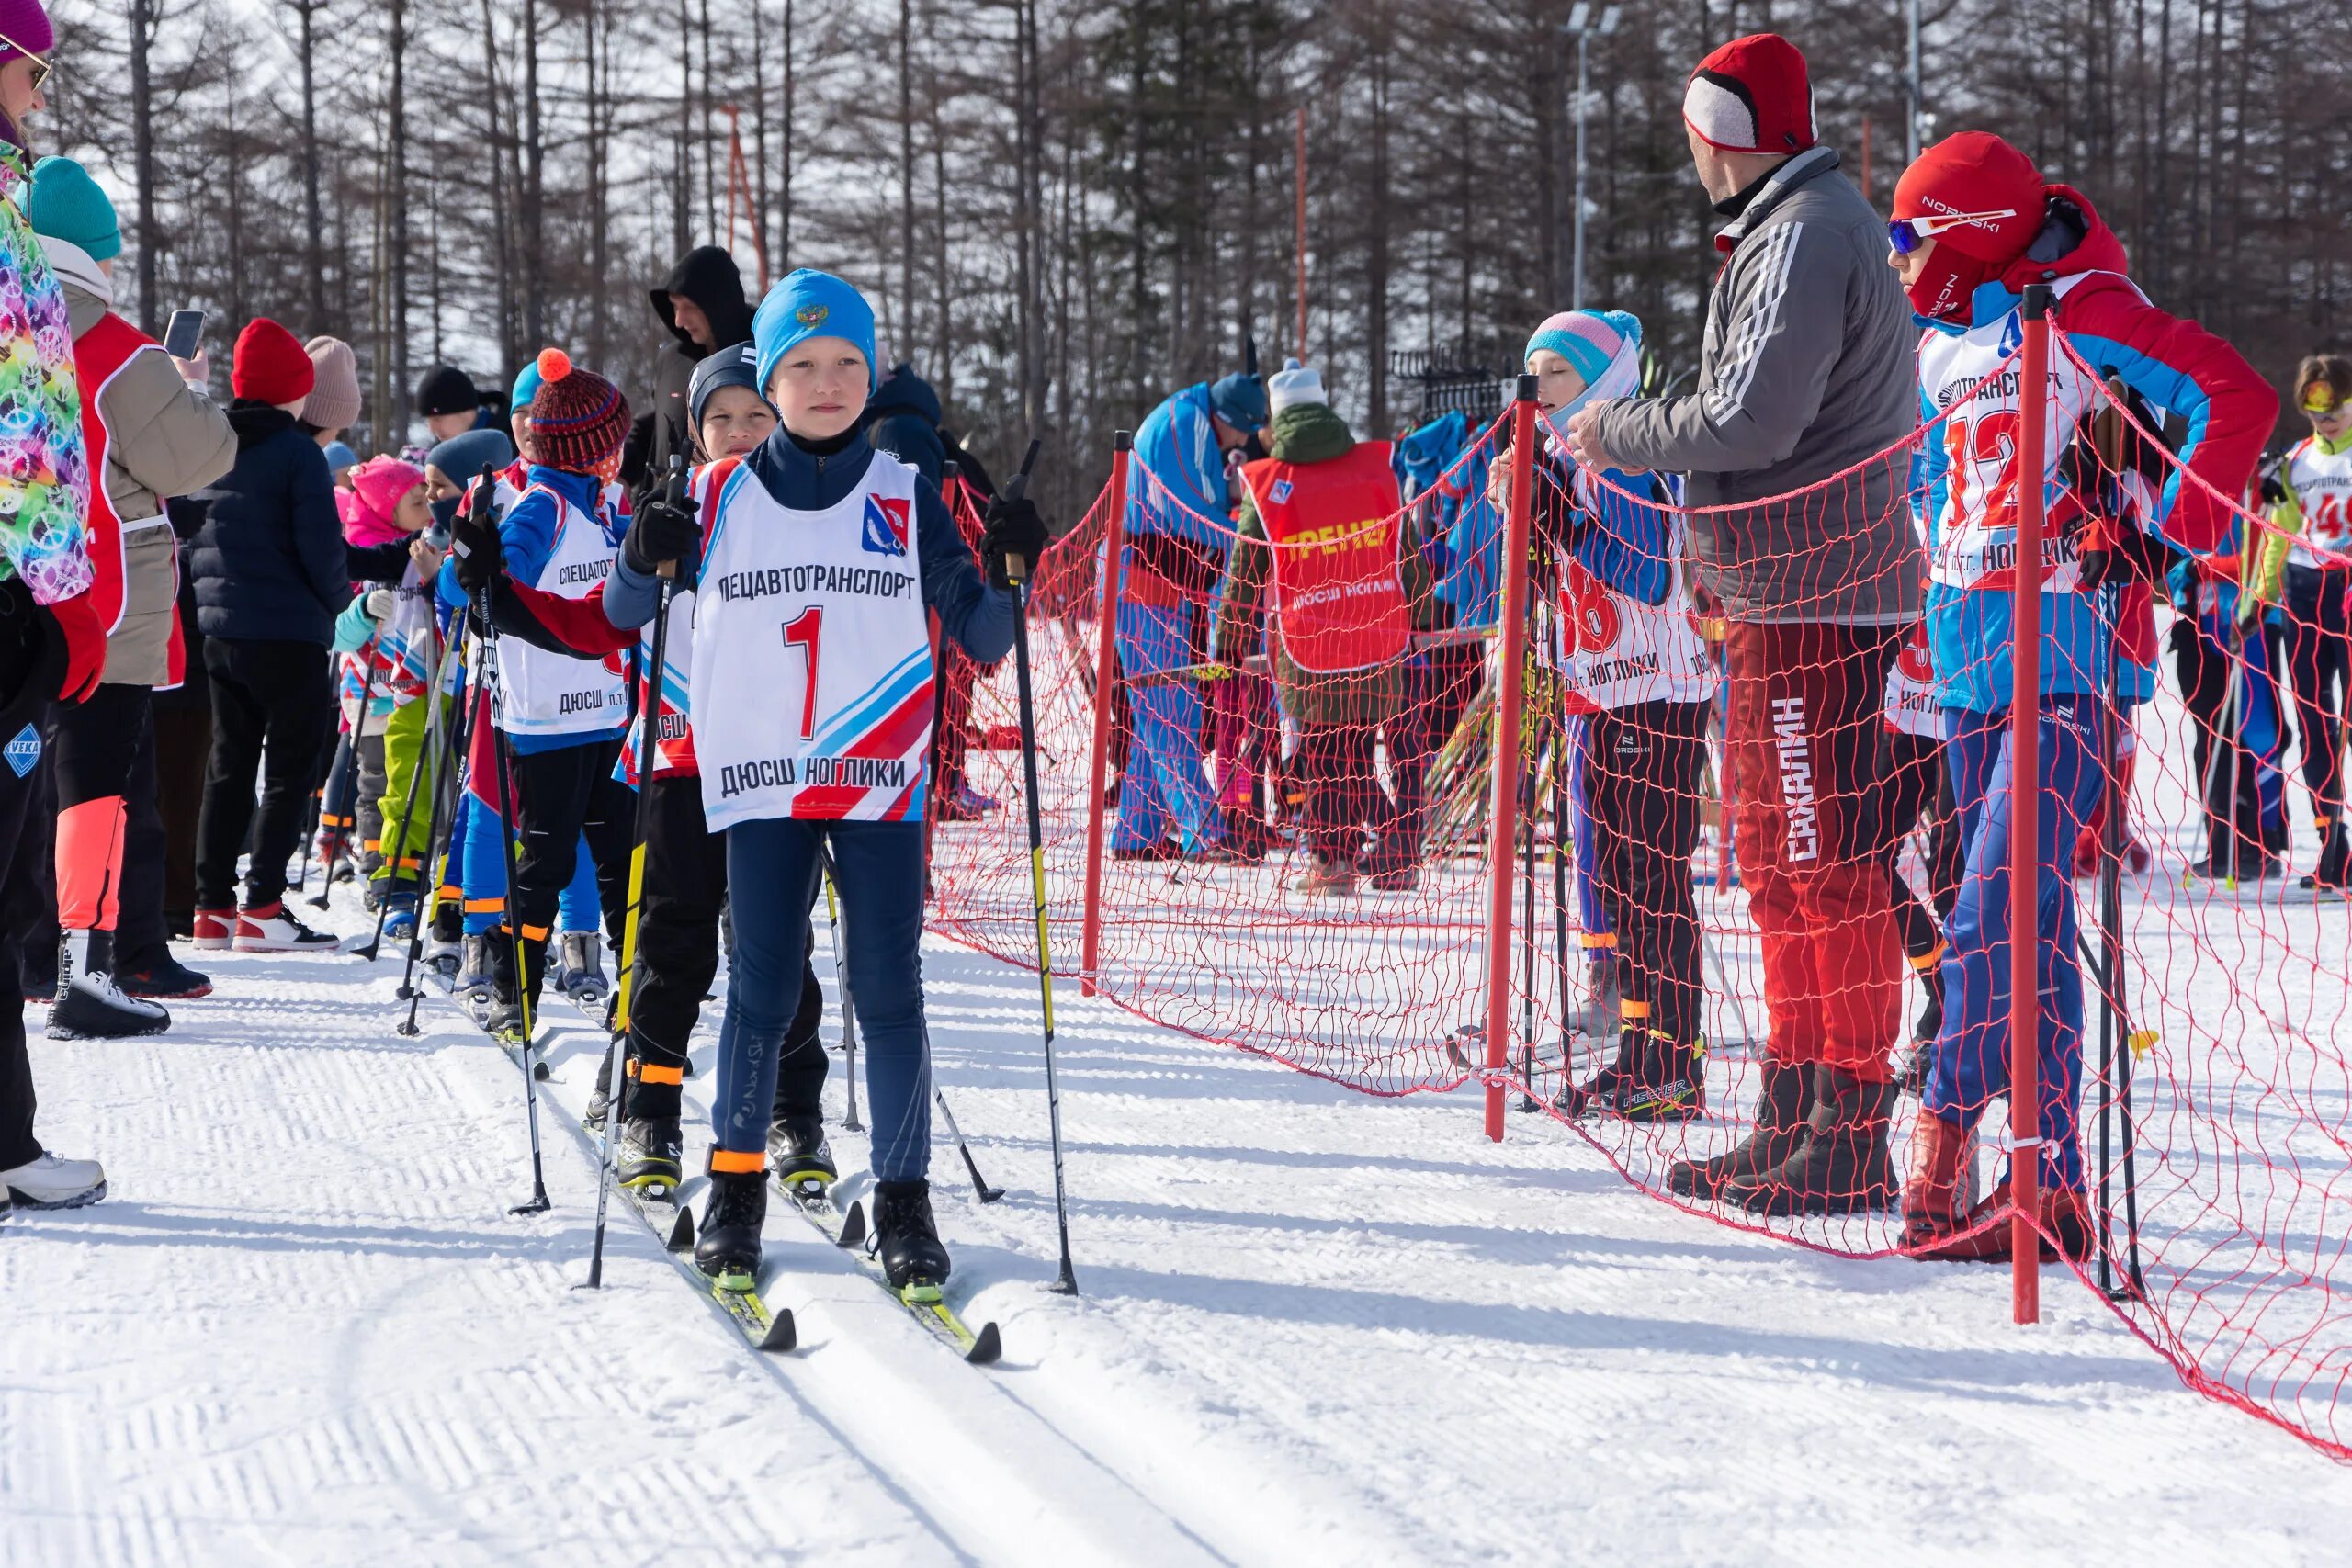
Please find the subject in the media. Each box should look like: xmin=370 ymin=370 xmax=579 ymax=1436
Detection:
xmin=2282 ymin=564 xmax=2352 ymax=824
xmin=1582 ymin=700 xmax=1708 ymax=1046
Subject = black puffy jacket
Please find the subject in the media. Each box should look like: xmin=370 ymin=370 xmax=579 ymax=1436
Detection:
xmin=186 ymin=404 xmax=351 ymax=645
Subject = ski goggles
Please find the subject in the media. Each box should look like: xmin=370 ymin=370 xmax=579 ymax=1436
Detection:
xmin=2303 ymin=382 xmax=2346 ymax=416
xmin=0 ymin=37 xmax=49 ymax=95
xmin=1888 ymin=208 xmax=2018 ymax=256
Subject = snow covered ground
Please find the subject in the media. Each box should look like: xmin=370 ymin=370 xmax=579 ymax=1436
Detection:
xmin=7 ymin=891 xmax=2352 ymax=1567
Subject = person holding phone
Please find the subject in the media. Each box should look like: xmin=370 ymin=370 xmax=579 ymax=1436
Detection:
xmin=26 ymin=155 xmax=232 ymax=1029
xmin=0 ymin=0 xmax=119 ymax=1215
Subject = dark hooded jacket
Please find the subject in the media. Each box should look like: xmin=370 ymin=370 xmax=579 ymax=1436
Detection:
xmin=621 ymin=245 xmax=756 ymax=488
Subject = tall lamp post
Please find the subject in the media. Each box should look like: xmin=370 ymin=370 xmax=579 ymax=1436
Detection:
xmin=1566 ymin=3 xmax=1621 ymax=311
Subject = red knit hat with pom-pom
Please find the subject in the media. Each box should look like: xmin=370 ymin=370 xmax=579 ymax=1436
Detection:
xmin=526 ymin=348 xmax=630 ymax=474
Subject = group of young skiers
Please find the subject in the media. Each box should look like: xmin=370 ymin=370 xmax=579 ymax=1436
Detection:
xmin=0 ymin=0 xmax=2340 ymax=1314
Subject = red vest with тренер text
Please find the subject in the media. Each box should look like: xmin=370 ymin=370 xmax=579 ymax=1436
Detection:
xmin=1237 ymin=441 xmax=1410 ymax=675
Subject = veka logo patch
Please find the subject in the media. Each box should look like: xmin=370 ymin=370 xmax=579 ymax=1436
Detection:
xmin=3 ymin=724 xmax=39 ymax=778
xmin=1997 ymin=312 xmax=2024 ymax=357
xmin=861 ymin=494 xmax=911 ymax=557
xmin=1269 ymin=479 xmax=1294 ymax=504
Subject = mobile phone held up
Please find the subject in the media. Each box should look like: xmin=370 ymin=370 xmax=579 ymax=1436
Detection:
xmin=163 ymin=308 xmax=205 ymax=361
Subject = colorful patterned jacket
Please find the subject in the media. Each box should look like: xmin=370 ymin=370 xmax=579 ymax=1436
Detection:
xmin=0 ymin=140 xmax=89 ymax=604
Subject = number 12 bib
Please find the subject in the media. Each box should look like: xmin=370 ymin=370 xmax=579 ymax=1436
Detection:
xmin=690 ymin=454 xmax=935 ymax=830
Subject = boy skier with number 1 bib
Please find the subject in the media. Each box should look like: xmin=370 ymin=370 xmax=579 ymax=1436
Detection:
xmin=617 ymin=269 xmax=1046 ymax=1292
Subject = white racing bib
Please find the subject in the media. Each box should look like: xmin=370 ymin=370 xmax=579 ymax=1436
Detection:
xmin=1919 ymin=273 xmax=2127 ymax=595
xmin=1544 ymin=473 xmax=1715 ymax=715
xmin=498 ymin=483 xmax=628 ymax=738
xmin=691 ymin=454 xmax=934 ymax=829
xmin=1883 ymin=619 xmax=1940 ymax=739
xmin=2285 ymin=437 xmax=2352 ymax=570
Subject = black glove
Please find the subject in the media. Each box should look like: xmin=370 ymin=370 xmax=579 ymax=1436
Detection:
xmin=449 ymin=489 xmax=504 ymax=598
xmin=2260 ymin=474 xmax=2290 ymax=508
xmin=980 ymin=494 xmax=1049 ymax=590
xmin=2078 ymin=520 xmax=2175 ymax=593
xmin=623 ymin=489 xmax=702 ymax=583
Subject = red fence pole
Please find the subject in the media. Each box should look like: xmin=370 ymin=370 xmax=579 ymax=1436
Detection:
xmin=2011 ymin=285 xmax=2054 ymax=1324
xmin=1482 ymin=382 xmax=1540 ymax=1141
xmin=1080 ymin=432 xmax=1132 ymax=998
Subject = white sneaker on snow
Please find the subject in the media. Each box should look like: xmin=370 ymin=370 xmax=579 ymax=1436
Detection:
xmin=0 ymin=1150 xmax=107 ymax=1209
xmin=233 ymin=902 xmax=341 ymax=953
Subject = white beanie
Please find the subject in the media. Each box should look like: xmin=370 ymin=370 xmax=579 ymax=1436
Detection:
xmin=1267 ymin=356 xmax=1326 ymax=414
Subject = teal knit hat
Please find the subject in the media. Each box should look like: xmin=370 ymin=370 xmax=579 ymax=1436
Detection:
xmin=28 ymin=155 xmax=121 ymax=263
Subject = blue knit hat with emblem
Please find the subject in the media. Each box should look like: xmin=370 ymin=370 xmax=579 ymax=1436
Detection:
xmin=1208 ymin=371 xmax=1268 ymax=433
xmin=752 ymin=268 xmax=878 ymax=402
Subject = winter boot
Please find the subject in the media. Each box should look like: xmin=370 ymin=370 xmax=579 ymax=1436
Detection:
xmin=872 ymin=1178 xmax=953 ymax=1294
xmin=232 ymin=901 xmax=340 ymax=953
xmin=618 ymin=1117 xmax=684 ymax=1197
xmin=0 ymin=1149 xmax=107 ymax=1210
xmin=485 ymin=931 xmax=548 ymax=1041
xmin=47 ymin=931 xmax=170 ymax=1041
xmin=767 ymin=1114 xmax=838 ymax=1201
xmin=1909 ymin=1178 xmax=2091 ymax=1263
xmin=426 ymin=900 xmax=464 ymax=972
xmin=1898 ymin=1111 xmax=1973 ymax=1250
xmin=1290 ymin=853 xmax=1358 ymax=899
xmin=1728 ymin=1065 xmax=1899 ymax=1216
xmin=115 ymin=948 xmax=213 ymax=1000
xmin=694 ymin=1155 xmax=770 ymax=1288
xmin=1564 ymin=953 xmax=1622 ymax=1042
xmin=1553 ymin=1027 xmax=1703 ymax=1122
xmin=454 ymin=934 xmax=497 ymax=1001
xmin=551 ymin=931 xmax=608 ymax=1002
xmin=1667 ymin=1057 xmax=1813 ymax=1200
xmin=380 ymin=893 xmax=418 ymax=942
xmin=2302 ymin=818 xmax=2351 ymax=893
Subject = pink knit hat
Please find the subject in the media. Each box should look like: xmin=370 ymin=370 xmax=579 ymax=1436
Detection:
xmin=341 ymin=455 xmax=424 ymax=547
xmin=0 ymin=0 xmax=56 ymax=62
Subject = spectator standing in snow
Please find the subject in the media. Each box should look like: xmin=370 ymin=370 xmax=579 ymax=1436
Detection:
xmin=187 ymin=320 xmax=352 ymax=954
xmin=1212 ymin=359 xmax=1432 ymax=898
xmin=0 ymin=0 xmax=116 ymax=1216
xmin=620 ymin=244 xmax=754 ymax=489
xmin=1565 ymin=34 xmax=1923 ymax=1217
xmin=301 ymin=335 xmax=361 ymax=454
xmin=414 ymin=364 xmax=490 ymax=449
xmin=1115 ymin=367 xmax=1268 ymax=862
xmin=28 ymin=153 xmax=234 ymax=1033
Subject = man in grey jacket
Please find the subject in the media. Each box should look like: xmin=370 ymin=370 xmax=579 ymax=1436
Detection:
xmin=1566 ymin=33 xmax=1923 ymax=1218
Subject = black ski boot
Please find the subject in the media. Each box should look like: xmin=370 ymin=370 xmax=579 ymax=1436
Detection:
xmin=1726 ymin=1065 xmax=1898 ymax=1215
xmin=585 ymin=1048 xmax=614 ymax=1131
xmin=619 ymin=1117 xmax=684 ymax=1197
xmin=484 ymin=931 xmax=547 ymax=1042
xmin=1899 ymin=966 xmax=1945 ymax=1097
xmin=1667 ymin=1057 xmax=1813 ymax=1199
xmin=1553 ymin=1028 xmax=1702 ymax=1122
xmin=695 ymin=1157 xmax=769 ymax=1289
xmin=46 ymin=931 xmax=170 ymax=1041
xmin=872 ymin=1179 xmax=952 ymax=1295
xmin=767 ymin=1115 xmax=837 ymax=1201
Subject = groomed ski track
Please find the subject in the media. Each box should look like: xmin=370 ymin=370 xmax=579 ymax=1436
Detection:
xmin=7 ymin=904 xmax=2352 ymax=1565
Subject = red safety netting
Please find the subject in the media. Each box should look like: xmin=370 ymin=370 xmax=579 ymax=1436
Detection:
xmin=922 ymin=333 xmax=2352 ymax=1462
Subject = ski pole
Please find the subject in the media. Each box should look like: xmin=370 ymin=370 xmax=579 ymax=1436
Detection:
xmin=397 ymin=626 xmax=477 ymax=1036
xmin=310 ymin=636 xmax=382 ymax=911
xmin=589 ymin=456 xmax=687 ymax=1289
xmin=928 ymin=1052 xmax=1006 ymax=1205
xmin=357 ymin=629 xmax=446 ymax=963
xmin=999 ymin=437 xmax=1080 ymax=1294
xmin=458 ymin=466 xmax=551 ymax=1215
xmin=820 ymin=864 xmax=863 ymax=1134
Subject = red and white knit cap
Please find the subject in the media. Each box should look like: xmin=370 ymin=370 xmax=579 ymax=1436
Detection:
xmin=1682 ymin=34 xmax=1816 ymax=156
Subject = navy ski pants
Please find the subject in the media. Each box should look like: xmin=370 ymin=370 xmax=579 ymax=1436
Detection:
xmin=713 ymin=818 xmax=931 ymax=1181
